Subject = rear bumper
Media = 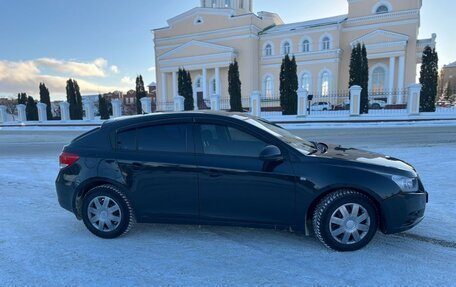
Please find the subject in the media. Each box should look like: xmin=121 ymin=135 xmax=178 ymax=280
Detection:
xmin=381 ymin=191 xmax=428 ymax=234
xmin=55 ymin=173 xmax=77 ymax=215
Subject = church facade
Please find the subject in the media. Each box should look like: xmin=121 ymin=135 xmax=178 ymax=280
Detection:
xmin=153 ymin=0 xmax=436 ymax=108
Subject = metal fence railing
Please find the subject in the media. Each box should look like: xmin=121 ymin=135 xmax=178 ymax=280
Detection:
xmin=367 ymin=90 xmax=407 ymax=115
xmin=306 ymin=91 xmax=350 ymax=116
xmin=155 ymin=101 xmax=174 ymax=112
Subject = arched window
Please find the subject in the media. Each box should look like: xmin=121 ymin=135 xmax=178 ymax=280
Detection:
xmin=302 ymin=40 xmax=310 ymax=53
xmin=376 ymin=5 xmax=389 ymax=14
xmin=372 ymin=66 xmax=386 ymax=91
xmin=264 ymin=76 xmax=274 ymax=98
xmin=195 ymin=78 xmax=202 ymax=89
xmin=283 ymin=42 xmax=291 ymax=55
xmin=265 ymin=44 xmax=272 ymax=56
xmin=321 ymin=72 xmax=330 ymax=96
xmin=322 ymin=37 xmax=330 ymax=50
xmin=301 ymin=73 xmax=311 ymax=91
xmin=224 ymin=0 xmax=231 ymax=8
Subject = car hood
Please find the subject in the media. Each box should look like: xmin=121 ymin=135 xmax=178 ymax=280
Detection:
xmin=314 ymin=144 xmax=416 ymax=173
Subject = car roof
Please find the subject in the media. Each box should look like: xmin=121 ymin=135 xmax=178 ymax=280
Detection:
xmin=102 ymin=111 xmax=259 ymax=130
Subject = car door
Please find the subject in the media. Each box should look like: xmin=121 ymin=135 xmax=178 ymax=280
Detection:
xmin=115 ymin=118 xmax=199 ymax=222
xmin=194 ymin=118 xmax=296 ymax=225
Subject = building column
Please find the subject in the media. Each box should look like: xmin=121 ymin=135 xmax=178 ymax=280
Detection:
xmin=397 ymin=56 xmax=406 ymax=104
xmin=161 ymin=72 xmax=167 ymax=104
xmin=388 ymin=57 xmax=395 ymax=104
xmin=202 ymin=67 xmax=207 ymax=99
xmin=215 ymin=67 xmax=221 ymax=96
xmin=172 ymin=71 xmax=178 ymax=98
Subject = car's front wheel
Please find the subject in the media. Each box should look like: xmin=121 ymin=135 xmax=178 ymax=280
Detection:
xmin=81 ymin=185 xmax=135 ymax=239
xmin=313 ymin=190 xmax=378 ymax=251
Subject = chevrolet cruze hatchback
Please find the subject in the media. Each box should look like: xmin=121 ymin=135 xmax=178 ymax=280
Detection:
xmin=56 ymin=112 xmax=428 ymax=251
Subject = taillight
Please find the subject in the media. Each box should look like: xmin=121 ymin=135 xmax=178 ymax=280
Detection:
xmin=59 ymin=152 xmax=80 ymax=169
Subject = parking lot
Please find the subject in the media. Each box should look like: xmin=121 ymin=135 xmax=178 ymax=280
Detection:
xmin=1 ymin=126 xmax=455 ymax=286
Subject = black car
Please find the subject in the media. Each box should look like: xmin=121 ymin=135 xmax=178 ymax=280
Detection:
xmin=56 ymin=112 xmax=428 ymax=251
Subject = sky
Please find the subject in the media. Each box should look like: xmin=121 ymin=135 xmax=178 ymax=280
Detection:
xmin=0 ymin=0 xmax=455 ymax=100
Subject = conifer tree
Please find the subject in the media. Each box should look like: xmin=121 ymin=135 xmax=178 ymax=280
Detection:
xmin=135 ymin=75 xmax=147 ymax=114
xmin=17 ymin=93 xmax=27 ymax=105
xmin=39 ymin=83 xmax=53 ymax=120
xmin=184 ymin=70 xmax=194 ymax=111
xmin=228 ymin=59 xmax=243 ymax=112
xmin=348 ymin=43 xmax=369 ymax=114
xmin=98 ymin=94 xmax=110 ymax=120
xmin=26 ymin=96 xmax=38 ymax=121
xmin=279 ymin=54 xmax=298 ymax=115
xmin=419 ymin=46 xmax=439 ymax=112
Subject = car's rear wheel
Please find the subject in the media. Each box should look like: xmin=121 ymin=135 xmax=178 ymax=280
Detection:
xmin=312 ymin=190 xmax=378 ymax=251
xmin=81 ymin=185 xmax=135 ymax=239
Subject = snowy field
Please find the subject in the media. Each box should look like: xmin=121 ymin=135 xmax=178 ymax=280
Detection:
xmin=0 ymin=127 xmax=455 ymax=286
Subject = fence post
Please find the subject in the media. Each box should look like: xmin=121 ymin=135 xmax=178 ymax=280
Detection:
xmin=0 ymin=105 xmax=8 ymax=123
xmin=17 ymin=104 xmax=27 ymax=122
xmin=111 ymin=99 xmax=122 ymax=118
xmin=83 ymin=99 xmax=95 ymax=121
xmin=174 ymin=96 xmax=184 ymax=112
xmin=210 ymin=94 xmax=220 ymax=111
xmin=140 ymin=97 xmax=152 ymax=114
xmin=297 ymin=88 xmax=308 ymax=117
xmin=349 ymin=85 xmax=362 ymax=116
xmin=59 ymin=102 xmax=70 ymax=121
xmin=250 ymin=91 xmax=261 ymax=117
xmin=37 ymin=103 xmax=48 ymax=122
xmin=407 ymin=84 xmax=422 ymax=115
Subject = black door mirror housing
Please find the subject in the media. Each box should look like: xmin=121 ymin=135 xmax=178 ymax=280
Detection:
xmin=259 ymin=145 xmax=283 ymax=161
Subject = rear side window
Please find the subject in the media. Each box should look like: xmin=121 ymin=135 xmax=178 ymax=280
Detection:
xmin=117 ymin=129 xmax=136 ymax=151
xmin=117 ymin=124 xmax=188 ymax=153
xmin=137 ymin=124 xmax=187 ymax=153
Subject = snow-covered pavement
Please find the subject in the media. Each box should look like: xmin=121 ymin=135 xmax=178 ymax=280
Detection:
xmin=0 ymin=128 xmax=455 ymax=286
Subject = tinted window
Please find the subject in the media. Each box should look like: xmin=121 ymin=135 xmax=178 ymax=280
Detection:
xmin=137 ymin=124 xmax=188 ymax=153
xmin=117 ymin=129 xmax=136 ymax=151
xmin=199 ymin=124 xmax=267 ymax=157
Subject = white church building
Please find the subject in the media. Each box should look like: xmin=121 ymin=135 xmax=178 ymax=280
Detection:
xmin=152 ymin=0 xmax=436 ymax=109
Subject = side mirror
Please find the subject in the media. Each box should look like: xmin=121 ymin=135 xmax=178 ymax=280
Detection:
xmin=259 ymin=145 xmax=283 ymax=161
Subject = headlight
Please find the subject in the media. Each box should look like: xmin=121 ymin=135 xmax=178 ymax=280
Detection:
xmin=392 ymin=176 xmax=418 ymax=192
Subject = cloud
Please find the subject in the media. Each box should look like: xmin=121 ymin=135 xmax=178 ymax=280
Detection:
xmin=121 ymin=76 xmax=135 ymax=86
xmin=110 ymin=65 xmax=119 ymax=74
xmin=0 ymin=59 xmax=132 ymax=99
xmin=36 ymin=57 xmax=108 ymax=77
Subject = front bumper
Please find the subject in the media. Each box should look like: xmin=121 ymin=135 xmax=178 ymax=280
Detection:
xmin=381 ymin=191 xmax=428 ymax=234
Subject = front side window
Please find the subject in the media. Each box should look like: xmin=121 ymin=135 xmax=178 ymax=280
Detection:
xmin=117 ymin=124 xmax=188 ymax=153
xmin=198 ymin=124 xmax=268 ymax=157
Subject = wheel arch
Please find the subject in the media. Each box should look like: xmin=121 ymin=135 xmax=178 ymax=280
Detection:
xmin=73 ymin=177 xmax=131 ymax=219
xmin=304 ymin=185 xmax=384 ymax=235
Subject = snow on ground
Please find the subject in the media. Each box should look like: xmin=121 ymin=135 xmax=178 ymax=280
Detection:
xmin=0 ymin=130 xmax=455 ymax=286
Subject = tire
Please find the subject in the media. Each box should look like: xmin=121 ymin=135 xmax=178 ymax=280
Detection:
xmin=312 ymin=190 xmax=378 ymax=251
xmin=81 ymin=184 xmax=135 ymax=239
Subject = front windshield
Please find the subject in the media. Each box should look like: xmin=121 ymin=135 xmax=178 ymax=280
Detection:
xmin=243 ymin=117 xmax=316 ymax=155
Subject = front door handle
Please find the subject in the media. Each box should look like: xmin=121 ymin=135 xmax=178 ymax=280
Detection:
xmin=207 ymin=169 xmax=222 ymax=178
xmin=131 ymin=162 xmax=143 ymax=170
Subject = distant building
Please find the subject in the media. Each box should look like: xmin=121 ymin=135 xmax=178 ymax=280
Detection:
xmin=153 ymin=0 xmax=436 ymax=107
xmin=438 ymin=61 xmax=456 ymax=102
